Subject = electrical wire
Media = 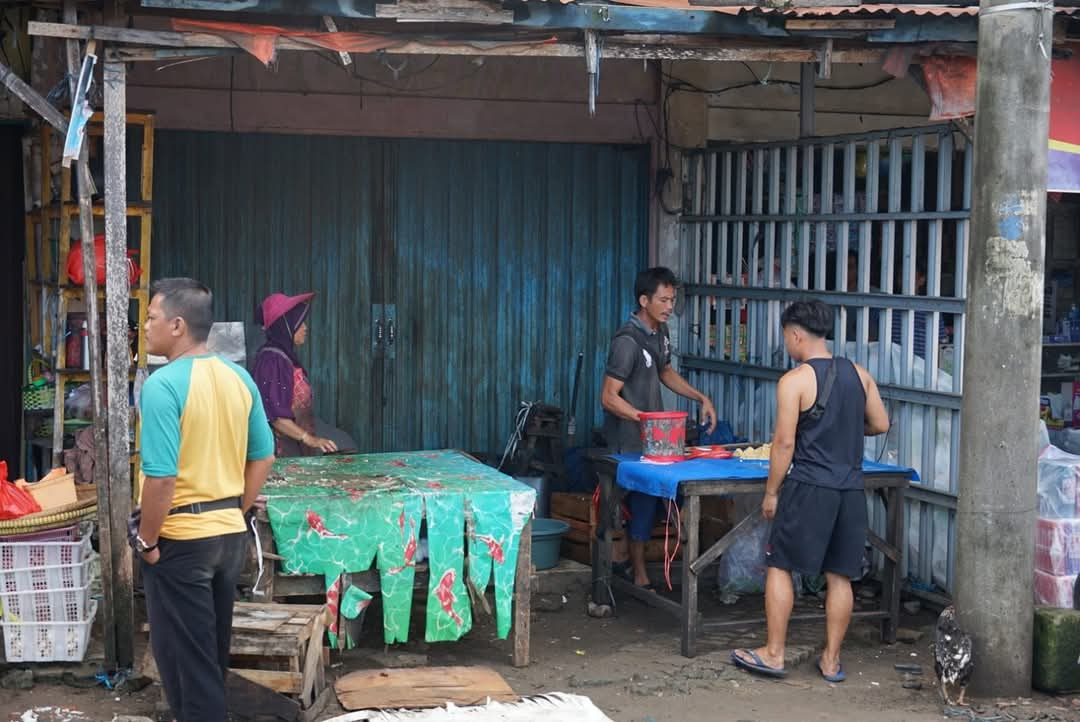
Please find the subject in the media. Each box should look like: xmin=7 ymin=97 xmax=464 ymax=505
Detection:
xmin=498 ymin=401 xmax=536 ymax=472
xmin=660 ymin=68 xmax=899 ymax=96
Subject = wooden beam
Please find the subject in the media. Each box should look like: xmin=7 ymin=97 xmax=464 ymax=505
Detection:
xmin=0 ymin=60 xmax=69 ymax=132
xmin=30 ymin=21 xmax=976 ymax=66
xmin=103 ymin=55 xmax=136 ymax=671
xmin=800 ymin=61 xmax=815 ymax=137
xmin=818 ymin=37 xmax=833 ymax=79
xmin=321 ymin=16 xmax=352 ymax=67
xmin=786 ymin=19 xmax=898 ymax=31
xmin=512 ymin=516 xmax=532 ymax=668
xmin=61 ymin=0 xmax=113 ymax=673
xmin=374 ymin=0 xmax=514 ymax=25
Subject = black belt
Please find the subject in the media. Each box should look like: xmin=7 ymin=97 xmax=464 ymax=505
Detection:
xmin=168 ymin=496 xmax=242 ymax=516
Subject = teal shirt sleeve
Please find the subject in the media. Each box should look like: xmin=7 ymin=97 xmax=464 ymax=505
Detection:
xmin=139 ymin=365 xmax=187 ymax=478
xmin=232 ymin=363 xmax=275 ymax=461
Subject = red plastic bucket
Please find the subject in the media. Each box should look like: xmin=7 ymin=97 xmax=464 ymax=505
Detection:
xmin=639 ymin=411 xmax=688 ymax=462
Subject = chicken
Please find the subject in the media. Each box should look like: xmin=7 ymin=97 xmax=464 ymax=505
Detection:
xmin=933 ymin=605 xmax=974 ymax=706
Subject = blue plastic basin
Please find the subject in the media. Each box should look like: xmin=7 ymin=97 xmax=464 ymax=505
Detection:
xmin=531 ymin=518 xmax=570 ymax=570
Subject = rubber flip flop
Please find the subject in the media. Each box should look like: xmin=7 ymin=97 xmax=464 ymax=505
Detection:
xmin=730 ymin=649 xmax=788 ymax=678
xmin=816 ymin=656 xmax=846 ymax=683
xmin=635 ymin=582 xmax=658 ymax=593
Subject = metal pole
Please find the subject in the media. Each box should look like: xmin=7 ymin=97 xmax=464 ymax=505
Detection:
xmin=955 ymin=0 xmax=1053 ymax=697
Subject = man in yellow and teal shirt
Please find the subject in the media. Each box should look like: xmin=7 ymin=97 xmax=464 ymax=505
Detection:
xmin=135 ymin=278 xmax=275 ymax=722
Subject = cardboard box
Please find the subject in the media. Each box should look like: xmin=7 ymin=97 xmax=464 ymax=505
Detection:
xmin=25 ymin=472 xmax=77 ymax=511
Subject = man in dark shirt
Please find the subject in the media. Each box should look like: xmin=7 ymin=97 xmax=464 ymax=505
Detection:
xmin=601 ymin=267 xmax=717 ymax=590
xmin=732 ymin=300 xmax=889 ymax=682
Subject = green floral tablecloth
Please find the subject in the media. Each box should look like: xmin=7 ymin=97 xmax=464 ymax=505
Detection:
xmin=262 ymin=450 xmax=535 ymax=646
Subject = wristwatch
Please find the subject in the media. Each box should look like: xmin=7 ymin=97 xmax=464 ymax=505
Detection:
xmin=132 ymin=535 xmax=158 ymax=554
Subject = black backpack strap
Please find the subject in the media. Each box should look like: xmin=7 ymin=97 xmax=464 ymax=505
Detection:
xmin=807 ymin=359 xmax=839 ymax=421
xmin=615 ymin=322 xmax=665 ymax=382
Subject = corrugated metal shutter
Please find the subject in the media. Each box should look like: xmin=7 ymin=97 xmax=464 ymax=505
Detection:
xmin=153 ymin=131 xmax=648 ymax=454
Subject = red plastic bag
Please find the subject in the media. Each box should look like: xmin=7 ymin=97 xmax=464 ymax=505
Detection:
xmin=0 ymin=461 xmax=42 ymax=521
xmin=66 ymin=233 xmax=142 ymax=286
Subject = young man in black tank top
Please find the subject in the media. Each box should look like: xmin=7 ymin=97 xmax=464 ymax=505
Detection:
xmin=733 ymin=300 xmax=889 ymax=681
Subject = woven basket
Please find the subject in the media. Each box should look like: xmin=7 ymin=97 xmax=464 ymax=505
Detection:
xmin=22 ymin=384 xmax=55 ymax=412
xmin=0 ymin=486 xmax=97 ymax=537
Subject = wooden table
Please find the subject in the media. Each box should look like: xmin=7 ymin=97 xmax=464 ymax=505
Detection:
xmin=250 ymin=450 xmax=534 ymax=667
xmin=589 ymin=454 xmax=911 ymax=658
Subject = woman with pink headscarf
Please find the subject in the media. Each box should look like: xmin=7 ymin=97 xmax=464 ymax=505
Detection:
xmin=252 ymin=292 xmax=338 ymax=457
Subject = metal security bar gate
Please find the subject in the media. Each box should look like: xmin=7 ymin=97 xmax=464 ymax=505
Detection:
xmin=677 ymin=124 xmax=972 ymax=596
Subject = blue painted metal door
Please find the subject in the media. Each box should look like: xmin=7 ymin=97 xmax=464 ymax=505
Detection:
xmin=153 ymin=132 xmax=648 ymax=455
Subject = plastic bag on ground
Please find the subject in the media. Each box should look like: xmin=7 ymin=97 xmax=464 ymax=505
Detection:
xmin=716 ymin=514 xmax=769 ymax=601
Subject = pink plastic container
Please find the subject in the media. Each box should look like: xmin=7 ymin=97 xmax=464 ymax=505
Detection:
xmin=639 ymin=411 xmax=688 ymax=462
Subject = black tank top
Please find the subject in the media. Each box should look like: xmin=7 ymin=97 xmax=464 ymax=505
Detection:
xmin=785 ymin=357 xmax=866 ymax=490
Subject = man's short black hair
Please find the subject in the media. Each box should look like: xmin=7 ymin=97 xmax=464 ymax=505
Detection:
xmin=151 ymin=277 xmax=213 ymax=343
xmin=781 ymin=299 xmax=833 ymax=338
xmin=635 ymin=267 xmax=679 ymax=303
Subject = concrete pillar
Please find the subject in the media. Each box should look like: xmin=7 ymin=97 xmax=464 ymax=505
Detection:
xmin=955 ymin=0 xmax=1053 ymax=697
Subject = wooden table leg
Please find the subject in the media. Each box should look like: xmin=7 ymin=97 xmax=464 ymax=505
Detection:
xmin=880 ymin=485 xmax=903 ymax=644
xmin=512 ymin=516 xmax=532 ymax=668
xmin=591 ymin=469 xmax=616 ymax=608
xmin=681 ymin=494 xmax=701 ymax=658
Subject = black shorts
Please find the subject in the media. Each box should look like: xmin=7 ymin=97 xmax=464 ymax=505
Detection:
xmin=765 ymin=481 xmax=868 ymax=579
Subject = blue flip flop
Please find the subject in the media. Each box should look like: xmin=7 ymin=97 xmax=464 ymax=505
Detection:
xmin=731 ymin=649 xmax=788 ymax=678
xmin=816 ymin=656 xmax=846 ymax=683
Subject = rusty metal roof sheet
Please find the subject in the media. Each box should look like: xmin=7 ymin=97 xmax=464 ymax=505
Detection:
xmin=523 ymin=1 xmax=1078 ymax=17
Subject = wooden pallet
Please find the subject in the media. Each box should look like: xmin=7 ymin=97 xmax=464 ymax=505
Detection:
xmin=229 ymin=602 xmax=330 ymax=708
xmin=145 ymin=602 xmax=332 ymax=722
xmin=552 ymin=492 xmax=735 ymax=566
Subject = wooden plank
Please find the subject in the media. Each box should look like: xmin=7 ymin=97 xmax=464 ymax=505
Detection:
xmin=866 ymin=528 xmax=900 ymax=563
xmin=550 ymin=492 xmax=591 ymax=522
xmin=236 ymin=602 xmax=326 ymax=614
xmin=27 ymin=21 xmax=895 ymax=65
xmin=232 ymin=610 xmax=292 ymax=633
xmin=232 ymin=668 xmax=304 ymax=695
xmin=611 ymin=576 xmax=687 ymax=618
xmin=513 ymin=517 xmax=532 ymax=668
xmin=334 ymin=667 xmax=516 ymax=710
xmin=0 ymin=60 xmax=69 ymax=133
xmin=786 ymin=18 xmax=897 ymax=30
xmin=103 ymin=55 xmax=136 ymax=670
xmin=689 ymin=510 xmax=760 ymax=576
xmin=320 ymin=16 xmax=352 ymax=67
xmin=63 ymin=1 xmax=115 ymax=669
xmin=299 ymin=613 xmax=326 ymax=708
xmin=680 ymin=495 xmax=701 ymax=658
xmin=701 ymin=609 xmax=887 ymax=630
xmin=231 ymin=634 xmax=304 ymax=658
xmin=375 ymin=0 xmax=514 ymax=25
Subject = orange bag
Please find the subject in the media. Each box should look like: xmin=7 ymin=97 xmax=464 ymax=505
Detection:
xmin=0 ymin=461 xmax=42 ymax=520
xmin=66 ymin=233 xmax=142 ymax=286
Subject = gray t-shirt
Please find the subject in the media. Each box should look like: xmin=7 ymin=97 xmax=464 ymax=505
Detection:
xmin=603 ymin=315 xmax=672 ymax=453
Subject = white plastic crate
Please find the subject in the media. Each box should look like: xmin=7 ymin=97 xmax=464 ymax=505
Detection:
xmin=1 ymin=598 xmax=97 ymax=662
xmin=0 ymin=556 xmax=91 ymax=594
xmin=0 ymin=584 xmax=92 ymax=623
xmin=0 ymin=535 xmax=91 ymax=571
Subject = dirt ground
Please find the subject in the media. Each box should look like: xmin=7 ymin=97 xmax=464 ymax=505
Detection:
xmin=3 ymin=582 xmax=1080 ymax=722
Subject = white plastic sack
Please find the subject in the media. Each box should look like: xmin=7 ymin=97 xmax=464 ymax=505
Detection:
xmin=1039 ymin=445 xmax=1080 ymax=519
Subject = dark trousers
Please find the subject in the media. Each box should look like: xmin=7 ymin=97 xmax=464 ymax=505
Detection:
xmin=142 ymin=532 xmax=248 ymax=722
